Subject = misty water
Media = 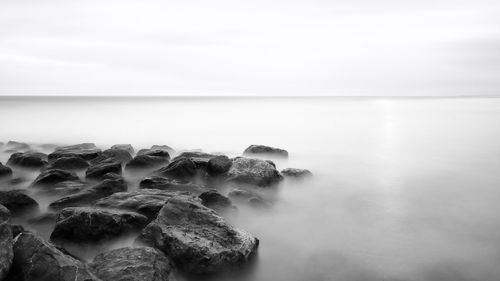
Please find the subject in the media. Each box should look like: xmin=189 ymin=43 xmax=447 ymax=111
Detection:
xmin=1 ymin=96 xmax=500 ymax=281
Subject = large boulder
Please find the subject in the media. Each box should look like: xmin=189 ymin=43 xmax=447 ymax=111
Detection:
xmin=139 ymin=176 xmax=208 ymax=194
xmin=49 ymin=174 xmax=127 ymax=209
xmin=86 ymin=161 xmax=122 ymax=180
xmin=207 ymin=155 xmax=232 ymax=176
xmin=90 ymin=149 xmax=132 ymax=165
xmin=45 ymin=156 xmax=89 ymax=171
xmin=226 ymin=157 xmax=283 ymax=187
xmin=125 ymin=154 xmax=169 ymax=170
xmin=150 ymin=145 xmax=174 ymax=154
xmin=0 ymin=204 xmax=13 ymax=281
xmin=137 ymin=196 xmax=259 ymax=274
xmin=281 ymin=168 xmax=312 ymax=178
xmin=137 ymin=149 xmax=170 ymax=158
xmin=89 ymin=246 xmax=175 ymax=281
xmin=33 ymin=169 xmax=79 ymax=186
xmin=0 ymin=162 xmax=13 ymax=178
xmin=50 ymin=207 xmax=148 ymax=243
xmin=7 ymin=232 xmax=99 ymax=281
xmin=243 ymin=144 xmax=288 ymax=158
xmin=48 ymin=143 xmax=101 ymax=161
xmin=111 ymin=144 xmax=134 ymax=155
xmin=0 ymin=190 xmax=38 ymax=214
xmin=154 ymin=158 xmax=197 ymax=180
xmin=7 ymin=152 xmax=48 ymax=168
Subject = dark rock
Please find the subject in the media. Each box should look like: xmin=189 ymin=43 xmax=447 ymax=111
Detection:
xmin=0 ymin=220 xmax=13 ymax=280
xmin=45 ymin=156 xmax=89 ymax=170
xmin=94 ymin=189 xmax=193 ymax=220
xmin=0 ymin=204 xmax=10 ymax=222
xmin=226 ymin=157 xmax=283 ymax=187
xmin=33 ymin=169 xmax=79 ymax=186
xmin=0 ymin=190 xmax=38 ymax=214
xmin=90 ymin=149 xmax=132 ymax=165
xmin=48 ymin=143 xmax=101 ymax=161
xmin=111 ymin=144 xmax=134 ymax=155
xmin=243 ymin=144 xmax=288 ymax=158
xmin=137 ymin=196 xmax=259 ymax=274
xmin=140 ymin=176 xmax=208 ymax=194
xmin=137 ymin=149 xmax=170 ymax=158
xmin=281 ymin=168 xmax=312 ymax=178
xmin=207 ymin=155 xmax=232 ymax=176
xmin=125 ymin=155 xmax=169 ymax=170
xmin=7 ymin=151 xmax=48 ymax=168
xmin=199 ymin=190 xmax=234 ymax=213
xmin=154 ymin=158 xmax=197 ymax=180
xmin=150 ymin=145 xmax=174 ymax=154
xmin=6 ymin=141 xmax=30 ymax=151
xmin=172 ymin=151 xmax=219 ymax=162
xmin=0 ymin=162 xmax=13 ymax=178
xmin=228 ymin=188 xmax=270 ymax=208
xmin=89 ymin=246 xmax=175 ymax=281
xmin=50 ymin=207 xmax=148 ymax=243
xmin=10 ymin=225 xmax=24 ymax=237
xmin=8 ymin=232 xmax=99 ymax=281
xmin=49 ymin=173 xmax=127 ymax=209
xmin=86 ymin=161 xmax=122 ymax=180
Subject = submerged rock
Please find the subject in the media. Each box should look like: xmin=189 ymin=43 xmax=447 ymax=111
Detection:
xmin=154 ymin=158 xmax=197 ymax=180
xmin=281 ymin=168 xmax=312 ymax=178
xmin=50 ymin=207 xmax=148 ymax=243
xmin=126 ymin=154 xmax=169 ymax=170
xmin=46 ymin=181 xmax=88 ymax=195
xmin=0 ymin=204 xmax=13 ymax=281
xmin=139 ymin=176 xmax=208 ymax=194
xmin=243 ymin=144 xmax=288 ymax=158
xmin=227 ymin=188 xmax=270 ymax=208
xmin=0 ymin=190 xmax=38 ymax=214
xmin=199 ymin=190 xmax=234 ymax=214
xmin=48 ymin=143 xmax=101 ymax=161
xmin=45 ymin=156 xmax=89 ymax=171
xmin=89 ymin=246 xmax=175 ymax=281
xmin=137 ymin=196 xmax=259 ymax=274
xmin=85 ymin=161 xmax=122 ymax=180
xmin=0 ymin=162 xmax=13 ymax=178
xmin=111 ymin=144 xmax=135 ymax=155
xmin=226 ymin=157 xmax=283 ymax=187
xmin=8 ymin=232 xmax=99 ymax=281
xmin=6 ymin=141 xmax=30 ymax=151
xmin=7 ymin=151 xmax=48 ymax=168
xmin=33 ymin=169 xmax=79 ymax=186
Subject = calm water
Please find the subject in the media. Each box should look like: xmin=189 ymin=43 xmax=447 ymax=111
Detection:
xmin=1 ymin=96 xmax=500 ymax=281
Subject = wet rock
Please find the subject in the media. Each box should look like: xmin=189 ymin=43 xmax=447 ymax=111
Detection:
xmin=281 ymin=168 xmax=312 ymax=178
xmin=33 ymin=169 xmax=79 ymax=186
xmin=199 ymin=190 xmax=234 ymax=213
xmin=7 ymin=232 xmax=99 ymax=281
xmin=89 ymin=246 xmax=175 ymax=281
xmin=140 ymin=176 xmax=208 ymax=194
xmin=226 ymin=157 xmax=283 ymax=187
xmin=150 ymin=145 xmax=174 ymax=154
xmin=86 ymin=161 xmax=122 ymax=180
xmin=45 ymin=156 xmax=89 ymax=170
xmin=0 ymin=162 xmax=13 ymax=178
xmin=243 ymin=144 xmax=288 ymax=158
xmin=94 ymin=189 xmax=192 ymax=220
xmin=207 ymin=155 xmax=232 ymax=176
xmin=50 ymin=207 xmax=148 ymax=243
xmin=48 ymin=143 xmax=101 ymax=161
xmin=228 ymin=188 xmax=270 ymax=208
xmin=137 ymin=196 xmax=259 ymax=274
xmin=49 ymin=173 xmax=127 ymax=209
xmin=6 ymin=141 xmax=30 ymax=151
xmin=7 ymin=152 xmax=48 ymax=168
xmin=0 ymin=216 xmax=13 ymax=280
xmin=90 ymin=149 xmax=132 ymax=165
xmin=0 ymin=190 xmax=38 ymax=214
xmin=111 ymin=144 xmax=135 ymax=155
xmin=154 ymin=158 xmax=197 ymax=180
xmin=125 ymin=154 xmax=169 ymax=170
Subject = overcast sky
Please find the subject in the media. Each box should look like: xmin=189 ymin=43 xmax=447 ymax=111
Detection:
xmin=0 ymin=0 xmax=499 ymax=96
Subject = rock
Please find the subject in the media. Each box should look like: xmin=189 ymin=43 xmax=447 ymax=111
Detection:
xmin=281 ymin=168 xmax=312 ymax=178
xmin=86 ymin=161 xmax=122 ymax=180
xmin=49 ymin=173 xmax=127 ymax=209
xmin=50 ymin=207 xmax=148 ymax=243
xmin=7 ymin=152 xmax=48 ymax=168
xmin=33 ymin=169 xmax=79 ymax=186
xmin=45 ymin=181 xmax=88 ymax=195
xmin=139 ymin=176 xmax=208 ymax=194
xmin=7 ymin=232 xmax=99 ymax=281
xmin=0 ymin=204 xmax=10 ymax=222
xmin=111 ymin=144 xmax=134 ymax=155
xmin=0 ymin=190 xmax=38 ymax=214
xmin=137 ymin=149 xmax=171 ymax=158
xmin=45 ymin=156 xmax=89 ymax=170
xmin=10 ymin=225 xmax=24 ymax=238
xmin=6 ymin=141 xmax=30 ymax=151
xmin=125 ymin=155 xmax=169 ymax=170
xmin=172 ymin=151 xmax=219 ymax=162
xmin=199 ymin=190 xmax=234 ymax=213
xmin=243 ymin=144 xmax=288 ymax=158
xmin=226 ymin=157 xmax=283 ymax=187
xmin=228 ymin=188 xmax=270 ymax=208
xmin=90 ymin=149 xmax=132 ymax=165
xmin=89 ymin=246 xmax=175 ymax=281
xmin=48 ymin=143 xmax=101 ymax=161
xmin=137 ymin=196 xmax=259 ymax=274
xmin=0 ymin=218 xmax=13 ymax=280
xmin=154 ymin=158 xmax=197 ymax=180
xmin=94 ymin=189 xmax=193 ymax=220
xmin=0 ymin=162 xmax=13 ymax=178
xmin=207 ymin=155 xmax=232 ymax=176
xmin=150 ymin=145 xmax=174 ymax=154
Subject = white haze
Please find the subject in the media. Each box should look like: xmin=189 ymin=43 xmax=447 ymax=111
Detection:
xmin=0 ymin=0 xmax=500 ymax=96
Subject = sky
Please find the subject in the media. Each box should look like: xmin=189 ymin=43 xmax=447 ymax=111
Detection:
xmin=0 ymin=0 xmax=499 ymax=96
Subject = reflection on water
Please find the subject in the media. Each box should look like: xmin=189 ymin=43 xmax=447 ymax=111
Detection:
xmin=1 ymin=97 xmax=500 ymax=281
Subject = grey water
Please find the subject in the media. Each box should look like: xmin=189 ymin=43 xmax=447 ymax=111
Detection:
xmin=1 ymin=96 xmax=500 ymax=281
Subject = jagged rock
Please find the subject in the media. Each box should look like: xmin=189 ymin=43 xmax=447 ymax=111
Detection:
xmin=226 ymin=157 xmax=283 ymax=187
xmin=49 ymin=174 xmax=127 ymax=209
xmin=125 ymin=154 xmax=169 ymax=170
xmin=48 ymin=143 xmax=101 ymax=161
xmin=33 ymin=169 xmax=79 ymax=186
xmin=281 ymin=168 xmax=312 ymax=178
xmin=207 ymin=155 xmax=232 ymax=176
xmin=0 ymin=162 xmax=13 ymax=178
xmin=154 ymin=158 xmax=197 ymax=180
xmin=94 ymin=189 xmax=193 ymax=220
xmin=199 ymin=190 xmax=234 ymax=213
xmin=0 ymin=190 xmax=38 ymax=214
xmin=45 ymin=156 xmax=89 ymax=170
xmin=111 ymin=144 xmax=134 ymax=155
xmin=139 ymin=176 xmax=208 ymax=194
xmin=7 ymin=232 xmax=99 ymax=281
xmin=228 ymin=188 xmax=270 ymax=208
xmin=86 ymin=161 xmax=122 ymax=180
xmin=89 ymin=246 xmax=175 ymax=281
xmin=0 ymin=213 xmax=13 ymax=280
xmin=243 ymin=144 xmax=288 ymax=158
xmin=7 ymin=152 xmax=48 ymax=168
xmin=90 ymin=149 xmax=132 ymax=165
xmin=137 ymin=196 xmax=259 ymax=274
xmin=6 ymin=141 xmax=30 ymax=151
xmin=50 ymin=207 xmax=148 ymax=243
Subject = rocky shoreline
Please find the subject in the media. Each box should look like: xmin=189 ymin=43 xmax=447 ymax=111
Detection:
xmin=0 ymin=141 xmax=311 ymax=281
